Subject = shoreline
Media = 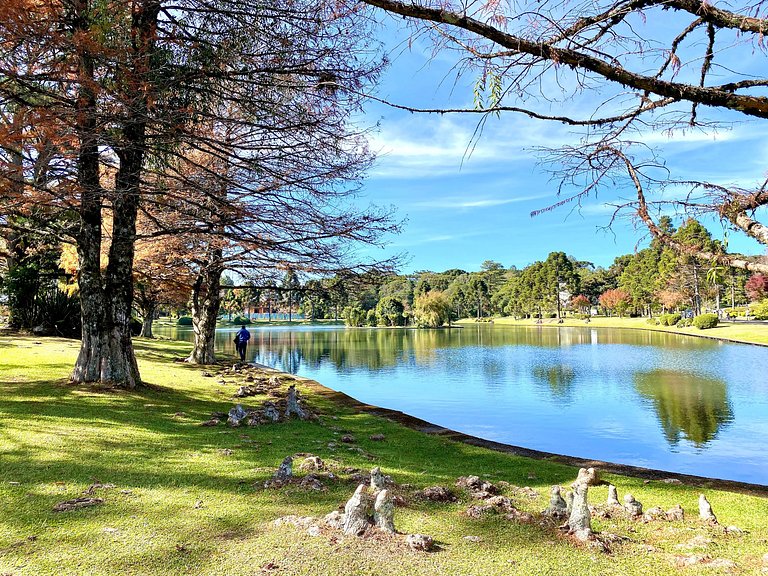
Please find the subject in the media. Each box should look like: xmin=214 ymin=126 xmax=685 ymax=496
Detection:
xmin=278 ymin=369 xmax=768 ymax=497
xmin=458 ymin=317 xmax=768 ymax=348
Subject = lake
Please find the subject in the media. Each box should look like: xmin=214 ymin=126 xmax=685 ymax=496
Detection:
xmin=156 ymin=323 xmax=768 ymax=485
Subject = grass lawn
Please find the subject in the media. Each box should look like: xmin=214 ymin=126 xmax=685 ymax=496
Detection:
xmin=1 ymin=335 xmax=767 ymax=575
xmin=470 ymin=316 xmax=768 ymax=346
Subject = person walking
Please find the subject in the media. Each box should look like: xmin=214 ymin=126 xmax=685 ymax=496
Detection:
xmin=234 ymin=324 xmax=251 ymax=362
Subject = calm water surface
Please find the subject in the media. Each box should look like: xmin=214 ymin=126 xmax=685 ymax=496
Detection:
xmin=157 ymin=323 xmax=768 ymax=484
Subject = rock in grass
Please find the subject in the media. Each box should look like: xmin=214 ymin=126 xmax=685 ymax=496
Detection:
xmin=342 ymin=484 xmax=372 ymax=536
xmin=227 ymin=404 xmax=248 ymax=426
xmin=374 ymin=489 xmax=395 ymax=533
xmin=417 ymin=486 xmax=456 ymax=503
xmin=699 ymin=494 xmax=718 ymax=524
xmin=623 ymin=494 xmax=643 ymax=517
xmin=666 ymin=505 xmax=685 ymax=521
xmin=606 ymin=484 xmax=620 ymax=507
xmin=370 ymin=467 xmax=386 ymax=491
xmin=545 ymin=485 xmax=568 ymax=518
xmin=53 ymin=497 xmax=103 ymax=512
xmin=284 ymin=384 xmax=306 ymax=419
xmin=567 ymin=481 xmax=592 ymax=541
xmin=369 ymin=434 xmax=386 ymax=441
xmin=406 ymin=534 xmax=434 ymax=551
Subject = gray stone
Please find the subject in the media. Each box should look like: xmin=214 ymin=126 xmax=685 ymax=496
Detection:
xmin=369 ymin=434 xmax=386 ymax=441
xmin=374 ymin=489 xmax=395 ymax=533
xmin=623 ymin=493 xmax=643 ymax=517
xmin=545 ymin=485 xmax=568 ymax=518
xmin=370 ymin=467 xmax=386 ymax=492
xmin=699 ymin=494 xmax=718 ymax=524
xmin=307 ymin=525 xmax=322 ymax=537
xmin=273 ymin=456 xmax=293 ymax=483
xmin=417 ymin=486 xmax=456 ymax=502
xmin=262 ymin=401 xmax=280 ymax=422
xmin=323 ymin=510 xmax=344 ymax=530
xmin=285 ymin=384 xmax=306 ymax=419
xmin=567 ymin=481 xmax=592 ymax=541
xmin=606 ymin=484 xmax=620 ymax=507
xmin=406 ymin=534 xmax=434 ymax=551
xmin=342 ymin=484 xmax=372 ymax=536
xmin=299 ymin=456 xmax=325 ymax=471
xmin=666 ymin=504 xmax=685 ymax=521
xmin=227 ymin=404 xmax=248 ymax=427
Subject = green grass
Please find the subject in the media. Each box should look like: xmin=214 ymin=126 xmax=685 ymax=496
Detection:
xmin=1 ymin=336 xmax=767 ymax=575
xmin=467 ymin=316 xmax=768 ymax=346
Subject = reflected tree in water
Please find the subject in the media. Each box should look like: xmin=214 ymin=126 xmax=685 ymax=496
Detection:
xmin=532 ymin=365 xmax=576 ymax=402
xmin=635 ymin=370 xmax=733 ymax=447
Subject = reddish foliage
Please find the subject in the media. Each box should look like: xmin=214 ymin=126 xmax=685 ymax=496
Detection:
xmin=745 ymin=274 xmax=768 ymax=302
xmin=598 ymin=288 xmax=631 ymax=314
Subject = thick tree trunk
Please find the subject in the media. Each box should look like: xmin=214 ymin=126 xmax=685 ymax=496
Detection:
xmin=186 ymin=252 xmax=223 ymax=365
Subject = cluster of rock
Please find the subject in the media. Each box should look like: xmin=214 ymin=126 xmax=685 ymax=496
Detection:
xmin=201 ymin=384 xmax=311 ymax=427
xmin=263 ymin=454 xmax=335 ymax=491
xmin=455 ymin=475 xmax=536 ymax=522
xmin=543 ymin=467 xmax=727 ymax=546
xmin=272 ymin=465 xmax=435 ymax=552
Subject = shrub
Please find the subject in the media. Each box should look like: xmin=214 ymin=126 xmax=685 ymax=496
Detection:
xmin=659 ymin=313 xmax=681 ymax=326
xmin=130 ymin=317 xmax=142 ymax=336
xmin=342 ymin=306 xmax=366 ymax=327
xmin=751 ymin=299 xmax=768 ymax=320
xmin=232 ymin=315 xmax=251 ymax=325
xmin=177 ymin=316 xmax=193 ymax=326
xmin=366 ymin=309 xmax=377 ymax=326
xmin=692 ymin=313 xmax=719 ymax=330
xmin=676 ymin=318 xmax=692 ymax=328
xmin=646 ymin=317 xmax=660 ymax=325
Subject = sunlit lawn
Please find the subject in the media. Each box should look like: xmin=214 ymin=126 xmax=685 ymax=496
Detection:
xmin=481 ymin=316 xmax=768 ymax=346
xmin=1 ymin=335 xmax=767 ymax=575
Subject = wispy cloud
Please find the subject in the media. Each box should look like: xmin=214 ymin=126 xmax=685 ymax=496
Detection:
xmin=409 ymin=193 xmax=550 ymax=210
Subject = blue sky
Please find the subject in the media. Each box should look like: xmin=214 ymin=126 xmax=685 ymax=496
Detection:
xmin=354 ymin=16 xmax=768 ymax=274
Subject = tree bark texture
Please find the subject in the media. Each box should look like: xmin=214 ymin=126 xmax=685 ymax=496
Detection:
xmin=186 ymin=249 xmax=223 ymax=365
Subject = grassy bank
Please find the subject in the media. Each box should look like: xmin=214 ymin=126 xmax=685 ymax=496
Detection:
xmin=1 ymin=336 xmax=767 ymax=575
xmin=460 ymin=316 xmax=768 ymax=346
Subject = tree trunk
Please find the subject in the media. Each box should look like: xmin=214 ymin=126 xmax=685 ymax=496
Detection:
xmin=140 ymin=301 xmax=156 ymax=338
xmin=70 ymin=0 xmax=160 ymax=389
xmin=186 ymin=251 xmax=223 ymax=365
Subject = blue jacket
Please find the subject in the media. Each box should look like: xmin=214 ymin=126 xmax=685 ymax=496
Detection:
xmin=236 ymin=327 xmax=251 ymax=344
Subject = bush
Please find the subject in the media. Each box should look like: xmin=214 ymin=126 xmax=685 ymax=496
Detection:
xmin=646 ymin=317 xmax=660 ymax=325
xmin=130 ymin=317 xmax=142 ymax=336
xmin=342 ymin=306 xmax=366 ymax=327
xmin=692 ymin=313 xmax=719 ymax=330
xmin=659 ymin=313 xmax=681 ymax=326
xmin=232 ymin=315 xmax=251 ymax=325
xmin=751 ymin=299 xmax=768 ymax=320
xmin=676 ymin=318 xmax=692 ymax=328
xmin=177 ymin=316 xmax=193 ymax=325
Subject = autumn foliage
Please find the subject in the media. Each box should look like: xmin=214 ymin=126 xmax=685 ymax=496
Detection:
xmin=598 ymin=288 xmax=631 ymax=316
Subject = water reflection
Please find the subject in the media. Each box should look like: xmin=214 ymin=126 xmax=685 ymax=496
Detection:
xmin=634 ymin=370 xmax=734 ymax=447
xmin=155 ymin=323 xmax=768 ymax=483
xmin=532 ymin=365 xmax=576 ymax=402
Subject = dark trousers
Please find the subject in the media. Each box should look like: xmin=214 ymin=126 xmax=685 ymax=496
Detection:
xmin=236 ymin=342 xmax=247 ymax=362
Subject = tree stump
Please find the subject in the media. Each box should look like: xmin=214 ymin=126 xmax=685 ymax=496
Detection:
xmin=274 ymin=456 xmax=293 ymax=483
xmin=698 ymin=495 xmax=718 ymax=524
xmin=285 ymin=384 xmax=306 ymax=419
xmin=370 ymin=467 xmax=386 ymax=491
xmin=606 ymin=484 xmax=620 ymax=507
xmin=342 ymin=484 xmax=372 ymax=536
xmin=545 ymin=485 xmax=568 ymax=518
xmin=567 ymin=481 xmax=592 ymax=541
xmin=374 ymin=489 xmax=395 ymax=533
xmin=623 ymin=494 xmax=643 ymax=517
xmin=227 ymin=404 xmax=248 ymax=426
